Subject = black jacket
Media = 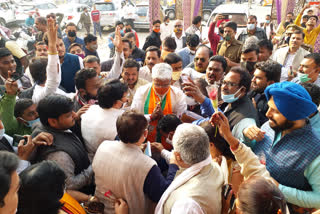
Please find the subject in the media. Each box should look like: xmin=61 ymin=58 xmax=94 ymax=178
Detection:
xmin=248 ymin=90 xmax=269 ymax=126
xmin=143 ymin=31 xmax=161 ymax=50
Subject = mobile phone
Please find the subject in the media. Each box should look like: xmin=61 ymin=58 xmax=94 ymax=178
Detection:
xmin=10 ymin=72 xmax=23 ymax=82
xmin=12 ymin=134 xmax=27 ymax=147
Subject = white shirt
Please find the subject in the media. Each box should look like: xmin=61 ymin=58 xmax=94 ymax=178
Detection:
xmin=103 ymin=51 xmax=124 ymax=79
xmin=280 ymin=53 xmax=296 ymax=82
xmin=32 ymin=54 xmax=75 ymax=104
xmin=139 ymin=65 xmax=152 ymax=82
xmin=131 ymin=83 xmax=187 ymax=118
xmin=171 ymin=32 xmax=186 ymax=51
xmin=170 ymin=198 xmax=205 ymax=214
xmin=81 ymin=105 xmax=124 ymax=161
xmin=160 ymin=22 xmax=174 ymax=41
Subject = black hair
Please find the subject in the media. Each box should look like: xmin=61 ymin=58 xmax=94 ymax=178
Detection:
xmin=17 ymin=161 xmax=66 ymax=214
xmin=258 ymin=39 xmax=273 ymax=51
xmin=14 ymin=98 xmax=34 ymax=118
xmin=186 ymin=34 xmax=200 ymax=48
xmin=83 ymin=55 xmax=100 ymax=64
xmin=68 ymin=43 xmax=83 ymax=53
xmin=115 ymin=20 xmax=124 ymax=27
xmin=37 ymin=94 xmax=74 ymax=127
xmin=164 ymin=53 xmax=182 ymax=65
xmin=209 ymin=55 xmax=227 ymax=72
xmin=124 ymin=22 xmax=132 ymax=27
xmin=146 ymin=46 xmax=161 ymax=58
xmin=97 ymin=79 xmax=128 ymax=109
xmin=36 ymin=16 xmax=47 ymax=25
xmin=74 ymin=68 xmax=97 ymax=90
xmin=123 ymin=58 xmax=140 ymax=71
xmin=229 ymin=66 xmax=252 ymax=93
xmin=308 ymin=15 xmax=319 ymax=22
xmin=84 ymin=34 xmax=97 ymax=45
xmin=199 ymin=121 xmax=235 ymax=160
xmin=0 ymin=47 xmax=12 ymax=59
xmin=241 ymin=44 xmax=260 ymax=55
xmin=292 ymin=29 xmax=305 ymax=39
xmin=29 ymin=57 xmax=48 ymax=85
xmin=305 ymin=53 xmax=320 ymax=67
xmin=248 ymin=15 xmax=258 ymax=21
xmin=302 ymin=15 xmax=309 ymax=20
xmin=224 ymin=21 xmax=237 ymax=32
xmin=287 ymin=12 xmax=294 ymax=16
xmin=124 ymin=32 xmax=135 ymax=40
xmin=255 ymin=60 xmax=281 ymax=82
xmin=153 ymin=19 xmax=161 ymax=25
xmin=157 ymin=114 xmax=182 ymax=134
xmin=163 ymin=36 xmax=177 ymax=51
xmin=66 ymin=22 xmax=76 ymax=28
xmin=35 ymin=41 xmax=46 ymax=46
xmin=122 ymin=38 xmax=132 ymax=49
xmin=116 ymin=110 xmax=148 ymax=144
xmin=302 ymin=83 xmax=320 ymax=106
xmin=192 ymin=16 xmax=202 ymax=25
xmin=0 ymin=151 xmax=19 ymax=208
xmin=164 ymin=16 xmax=170 ymax=22
xmin=46 ymin=13 xmax=56 ymax=20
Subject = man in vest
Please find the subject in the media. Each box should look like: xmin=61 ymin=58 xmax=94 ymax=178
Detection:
xmin=32 ymin=94 xmax=93 ymax=194
xmin=93 ymin=111 xmax=179 ymax=214
xmin=243 ymin=81 xmax=320 ymax=210
xmin=131 ymin=63 xmax=187 ymax=142
xmin=155 ymin=123 xmax=224 ymax=213
xmin=44 ymin=34 xmax=84 ymax=93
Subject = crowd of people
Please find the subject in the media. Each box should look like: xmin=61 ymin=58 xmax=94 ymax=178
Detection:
xmin=0 ymin=2 xmax=320 ymax=214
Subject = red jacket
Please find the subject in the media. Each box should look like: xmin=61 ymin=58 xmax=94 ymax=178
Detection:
xmin=91 ymin=10 xmax=100 ymax=22
xmin=208 ymin=22 xmax=221 ymax=55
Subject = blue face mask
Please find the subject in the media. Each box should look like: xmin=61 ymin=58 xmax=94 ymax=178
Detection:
xmin=19 ymin=118 xmax=40 ymax=128
xmin=222 ymin=87 xmax=243 ymax=103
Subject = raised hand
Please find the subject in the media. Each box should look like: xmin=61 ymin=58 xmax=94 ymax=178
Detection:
xmin=47 ymin=17 xmax=58 ymax=53
xmin=5 ymin=71 xmax=18 ymax=95
xmin=111 ymin=26 xmax=123 ymax=53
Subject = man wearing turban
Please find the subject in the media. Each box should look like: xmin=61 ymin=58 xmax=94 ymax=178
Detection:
xmin=243 ymin=81 xmax=320 ymax=210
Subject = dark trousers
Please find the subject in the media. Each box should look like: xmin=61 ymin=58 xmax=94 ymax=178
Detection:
xmin=84 ymin=24 xmax=91 ymax=35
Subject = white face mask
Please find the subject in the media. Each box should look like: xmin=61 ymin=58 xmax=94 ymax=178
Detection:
xmin=165 ymin=137 xmax=172 ymax=145
xmin=0 ymin=122 xmax=5 ymax=140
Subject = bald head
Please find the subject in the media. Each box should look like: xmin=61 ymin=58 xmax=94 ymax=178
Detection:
xmin=194 ymin=45 xmax=211 ymax=73
xmin=174 ymin=20 xmax=183 ymax=35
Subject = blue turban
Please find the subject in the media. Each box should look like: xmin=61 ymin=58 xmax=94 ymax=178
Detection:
xmin=264 ymin=81 xmax=317 ymax=121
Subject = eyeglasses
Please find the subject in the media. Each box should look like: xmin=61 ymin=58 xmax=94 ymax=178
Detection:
xmin=174 ymin=25 xmax=182 ymax=27
xmin=195 ymin=57 xmax=206 ymax=62
xmin=222 ymin=81 xmax=239 ymax=87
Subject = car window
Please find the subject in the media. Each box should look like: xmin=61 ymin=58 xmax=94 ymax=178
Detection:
xmin=0 ymin=3 xmax=9 ymax=10
xmin=20 ymin=5 xmax=34 ymax=11
xmin=210 ymin=13 xmax=247 ymax=27
xmin=48 ymin=3 xmax=57 ymax=9
xmin=96 ymin=3 xmax=114 ymax=11
xmin=136 ymin=6 xmax=147 ymax=16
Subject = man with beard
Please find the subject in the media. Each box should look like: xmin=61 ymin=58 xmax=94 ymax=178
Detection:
xmin=247 ymin=60 xmax=281 ymax=125
xmin=272 ymin=30 xmax=309 ymax=82
xmin=242 ymin=81 xmax=320 ymax=210
xmin=121 ymin=59 xmax=148 ymax=107
xmin=182 ymin=45 xmax=211 ymax=80
xmin=139 ymin=46 xmax=161 ymax=82
xmin=294 ymin=4 xmax=320 ymax=48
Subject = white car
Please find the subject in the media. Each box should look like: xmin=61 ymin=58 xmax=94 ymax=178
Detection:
xmin=15 ymin=2 xmax=60 ymax=22
xmin=0 ymin=0 xmax=16 ymax=26
xmin=60 ymin=4 xmax=88 ymax=30
xmin=95 ymin=1 xmax=118 ymax=30
xmin=202 ymin=4 xmax=249 ymax=42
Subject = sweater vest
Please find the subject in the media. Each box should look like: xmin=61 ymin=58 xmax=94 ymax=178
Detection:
xmin=253 ymin=123 xmax=320 ymax=190
xmin=92 ymin=141 xmax=156 ymax=214
xmin=163 ymin=163 xmax=224 ymax=214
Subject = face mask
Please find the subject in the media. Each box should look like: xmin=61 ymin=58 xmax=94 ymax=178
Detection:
xmin=68 ymin=31 xmax=76 ymax=37
xmin=241 ymin=61 xmax=256 ymax=74
xmin=76 ymin=53 xmax=85 ymax=59
xmin=174 ymin=28 xmax=183 ymax=33
xmin=298 ymin=72 xmax=312 ymax=83
xmin=247 ymin=23 xmax=256 ymax=30
xmin=172 ymin=71 xmax=182 ymax=81
xmin=19 ymin=117 xmax=40 ymax=128
xmin=165 ymin=137 xmax=172 ymax=145
xmin=190 ymin=50 xmax=196 ymax=55
xmin=161 ymin=50 xmax=171 ymax=60
xmin=125 ymin=28 xmax=132 ymax=32
xmin=153 ymin=85 xmax=169 ymax=96
xmin=222 ymin=87 xmax=243 ymax=103
xmin=90 ymin=44 xmax=98 ymax=51
xmin=224 ymin=34 xmax=232 ymax=41
xmin=154 ymin=28 xmax=160 ymax=33
xmin=266 ymin=20 xmax=270 ymax=24
xmin=219 ymin=27 xmax=224 ymax=34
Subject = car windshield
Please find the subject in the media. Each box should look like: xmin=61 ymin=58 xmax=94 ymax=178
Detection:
xmin=20 ymin=5 xmax=34 ymax=11
xmin=136 ymin=6 xmax=147 ymax=16
xmin=37 ymin=3 xmax=57 ymax=10
xmin=209 ymin=13 xmax=247 ymax=27
xmin=96 ymin=3 xmax=114 ymax=11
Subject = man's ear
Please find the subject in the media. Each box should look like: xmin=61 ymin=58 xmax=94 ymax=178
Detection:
xmin=174 ymin=151 xmax=183 ymax=165
xmin=48 ymin=118 xmax=58 ymax=129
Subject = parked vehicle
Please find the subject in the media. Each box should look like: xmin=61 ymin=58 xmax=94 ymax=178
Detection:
xmin=0 ymin=0 xmax=16 ymax=26
xmin=15 ymin=2 xmax=59 ymax=22
xmin=95 ymin=0 xmax=118 ymax=30
xmin=60 ymin=3 xmax=88 ymax=30
xmin=202 ymin=4 xmax=249 ymax=41
xmin=163 ymin=0 xmax=225 ymax=21
xmin=134 ymin=2 xmax=164 ymax=30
